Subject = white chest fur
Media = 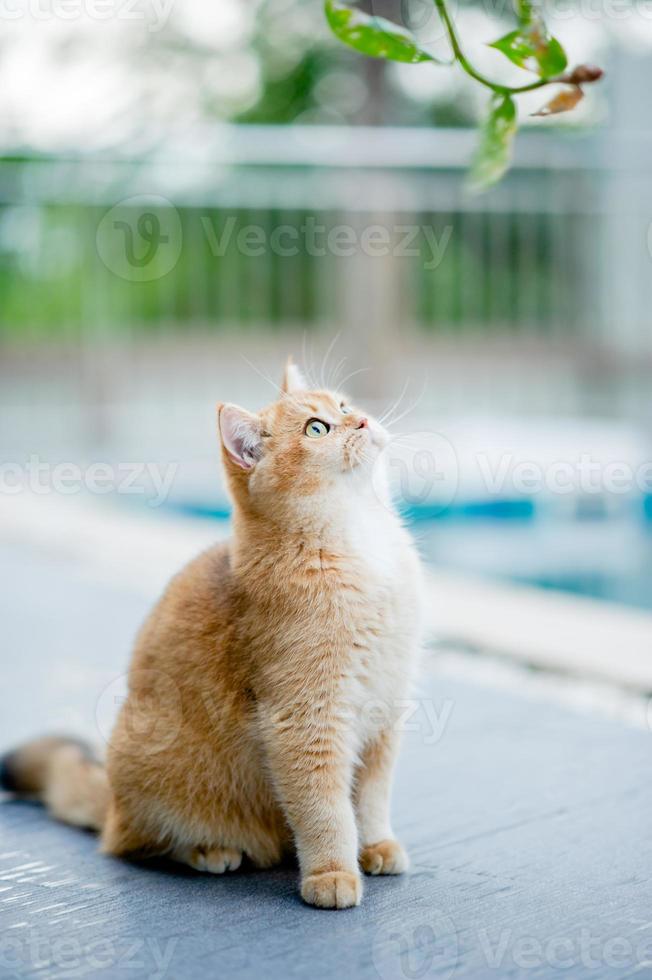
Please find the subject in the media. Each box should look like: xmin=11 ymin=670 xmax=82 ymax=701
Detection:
xmin=329 ymin=491 xmax=425 ymax=748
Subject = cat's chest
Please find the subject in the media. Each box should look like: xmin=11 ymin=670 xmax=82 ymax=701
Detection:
xmin=341 ymin=585 xmax=420 ymax=746
xmin=351 ymin=506 xmax=421 ymax=599
xmin=252 ymin=502 xmax=422 ymax=670
xmin=337 ymin=509 xmax=422 ymax=708
xmin=341 ymin=500 xmax=404 ymax=580
xmin=340 ymin=519 xmax=422 ymax=672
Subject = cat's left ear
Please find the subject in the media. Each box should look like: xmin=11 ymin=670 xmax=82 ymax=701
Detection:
xmin=217 ymin=403 xmax=263 ymax=471
xmin=281 ymin=357 xmax=306 ymax=394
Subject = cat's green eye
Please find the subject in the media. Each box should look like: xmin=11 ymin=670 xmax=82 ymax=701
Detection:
xmin=340 ymin=404 xmax=352 ymax=415
xmin=305 ymin=419 xmax=330 ymax=438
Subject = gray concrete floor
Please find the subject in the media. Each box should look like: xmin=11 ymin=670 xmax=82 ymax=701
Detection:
xmin=1 ymin=542 xmax=651 ymax=979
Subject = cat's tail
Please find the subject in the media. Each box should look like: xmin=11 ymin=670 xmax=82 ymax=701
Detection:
xmin=0 ymin=736 xmax=109 ymax=832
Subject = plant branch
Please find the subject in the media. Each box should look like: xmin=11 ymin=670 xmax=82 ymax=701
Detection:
xmin=432 ymin=0 xmax=554 ymax=96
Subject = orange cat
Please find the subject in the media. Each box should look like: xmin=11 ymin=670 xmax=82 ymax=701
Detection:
xmin=1 ymin=361 xmax=424 ymax=909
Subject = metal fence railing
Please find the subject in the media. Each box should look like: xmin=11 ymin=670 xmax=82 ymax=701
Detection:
xmin=0 ymin=126 xmax=608 ymax=340
xmin=1 ymin=124 xmax=650 ymax=439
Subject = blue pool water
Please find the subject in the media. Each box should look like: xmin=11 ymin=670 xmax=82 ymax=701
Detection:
xmin=161 ymin=496 xmax=652 ymax=613
xmin=416 ymin=513 xmax=652 ymax=611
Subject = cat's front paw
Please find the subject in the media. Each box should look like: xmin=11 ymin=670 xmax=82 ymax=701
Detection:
xmin=360 ymin=839 xmax=408 ymax=875
xmin=172 ymin=845 xmax=243 ymax=873
xmin=301 ymin=870 xmax=362 ymax=909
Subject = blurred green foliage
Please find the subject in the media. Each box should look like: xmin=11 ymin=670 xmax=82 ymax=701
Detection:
xmin=237 ymin=51 xmax=337 ymax=125
xmin=0 ymin=0 xmax=600 ymax=340
xmin=0 ymin=198 xmax=588 ymax=340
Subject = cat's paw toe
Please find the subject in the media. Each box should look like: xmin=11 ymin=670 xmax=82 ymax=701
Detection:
xmin=360 ymin=839 xmax=409 ymax=875
xmin=301 ymin=870 xmax=362 ymax=909
xmin=203 ymin=847 xmax=243 ymax=873
xmin=180 ymin=846 xmax=243 ymax=873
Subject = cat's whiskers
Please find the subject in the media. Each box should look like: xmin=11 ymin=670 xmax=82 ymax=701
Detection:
xmin=328 ymin=357 xmax=347 ymax=391
xmin=307 ymin=333 xmax=321 ymax=390
xmin=378 ymin=378 xmax=410 ymax=427
xmin=240 ymin=354 xmax=281 ymax=396
xmin=319 ymin=332 xmax=341 ymax=390
xmin=383 ymin=380 xmax=427 ymax=430
xmin=240 ymin=354 xmax=305 ymax=412
xmin=335 ymin=366 xmax=371 ymax=391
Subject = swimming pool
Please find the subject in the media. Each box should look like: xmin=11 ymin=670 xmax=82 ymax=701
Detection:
xmin=162 ymin=496 xmax=652 ymax=613
xmin=415 ymin=509 xmax=652 ymax=612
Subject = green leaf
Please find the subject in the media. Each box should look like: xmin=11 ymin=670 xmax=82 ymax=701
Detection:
xmin=490 ymin=29 xmax=536 ymax=70
xmin=489 ymin=28 xmax=567 ymax=78
xmin=537 ymin=36 xmax=567 ymax=77
xmin=468 ymin=95 xmax=518 ymax=192
xmin=324 ymin=0 xmax=436 ymax=64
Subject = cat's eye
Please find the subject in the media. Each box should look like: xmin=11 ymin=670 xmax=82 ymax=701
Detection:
xmin=340 ymin=403 xmax=352 ymax=415
xmin=305 ymin=419 xmax=330 ymax=438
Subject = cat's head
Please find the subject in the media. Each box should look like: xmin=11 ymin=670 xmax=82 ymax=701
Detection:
xmin=217 ymin=359 xmax=388 ymax=511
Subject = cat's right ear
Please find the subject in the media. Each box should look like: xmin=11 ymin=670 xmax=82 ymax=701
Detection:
xmin=217 ymin=403 xmax=263 ymax=471
xmin=281 ymin=357 xmax=306 ymax=394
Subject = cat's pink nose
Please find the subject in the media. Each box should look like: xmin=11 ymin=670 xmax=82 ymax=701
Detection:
xmin=357 ymin=417 xmax=369 ymax=429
